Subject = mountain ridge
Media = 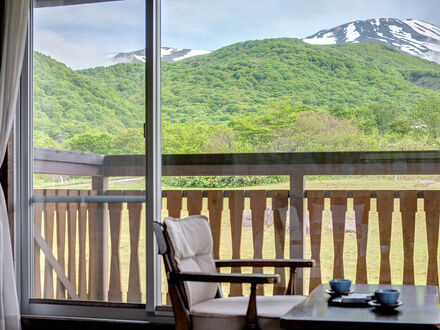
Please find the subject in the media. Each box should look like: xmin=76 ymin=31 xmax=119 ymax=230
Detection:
xmin=303 ymin=18 xmax=440 ymax=64
xmin=80 ymin=38 xmax=440 ymax=124
xmin=107 ymin=47 xmax=212 ymax=64
xmin=108 ymin=18 xmax=440 ymax=67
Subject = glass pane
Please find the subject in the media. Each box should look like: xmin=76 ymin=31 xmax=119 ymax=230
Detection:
xmin=161 ymin=0 xmax=440 ymax=303
xmin=32 ymin=0 xmax=146 ymax=303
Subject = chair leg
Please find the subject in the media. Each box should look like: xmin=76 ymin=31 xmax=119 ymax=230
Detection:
xmin=244 ymin=283 xmax=259 ymax=330
xmin=285 ymin=267 xmax=296 ymax=295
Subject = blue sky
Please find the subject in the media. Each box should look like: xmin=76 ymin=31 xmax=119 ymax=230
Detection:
xmin=34 ymin=0 xmax=440 ymax=69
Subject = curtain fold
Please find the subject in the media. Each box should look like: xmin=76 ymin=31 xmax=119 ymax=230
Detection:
xmin=0 ymin=0 xmax=29 ymax=329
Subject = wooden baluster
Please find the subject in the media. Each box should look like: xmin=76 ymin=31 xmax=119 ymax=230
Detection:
xmin=34 ymin=226 xmax=80 ymax=300
xmin=187 ymin=190 xmax=203 ymax=215
xmin=169 ymin=188 xmax=202 ymax=302
xmin=208 ymin=191 xmax=224 ymax=260
xmin=353 ymin=191 xmax=371 ymax=284
xmin=307 ymin=190 xmax=325 ymax=292
xmin=424 ymin=191 xmax=439 ymax=286
xmin=376 ymin=190 xmax=394 ymax=284
xmin=67 ymin=190 xmax=78 ymax=297
xmin=33 ymin=189 xmax=44 ymax=298
xmin=107 ymin=190 xmax=123 ymax=302
xmin=88 ymin=191 xmax=98 ymax=300
xmin=290 ymin=175 xmax=306 ymax=295
xmin=250 ymin=190 xmax=267 ymax=295
xmin=166 ymin=190 xmax=182 ymax=218
xmin=78 ymin=190 xmax=88 ymax=300
xmin=272 ymin=190 xmax=289 ymax=295
xmin=168 ymin=187 xmax=196 ymax=313
xmin=56 ymin=190 xmax=68 ymax=299
xmin=330 ymin=191 xmax=347 ymax=279
xmin=126 ymin=190 xmax=143 ymax=303
xmin=90 ymin=178 xmax=109 ymax=301
xmin=44 ymin=189 xmax=55 ymax=299
xmin=166 ymin=190 xmax=185 ymax=304
xmin=229 ymin=191 xmax=245 ymax=297
xmin=186 ymin=189 xmax=205 ymax=301
xmin=165 ymin=190 xmax=183 ymax=304
xmin=400 ymin=191 xmax=417 ymax=285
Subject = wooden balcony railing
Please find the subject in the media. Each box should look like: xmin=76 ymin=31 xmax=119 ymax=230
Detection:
xmin=31 ymin=148 xmax=440 ymax=303
xmin=33 ymin=189 xmax=145 ymax=302
xmin=32 ymin=188 xmax=440 ymax=303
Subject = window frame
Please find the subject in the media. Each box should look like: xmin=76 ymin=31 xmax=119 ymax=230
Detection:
xmin=16 ymin=0 xmax=165 ymax=320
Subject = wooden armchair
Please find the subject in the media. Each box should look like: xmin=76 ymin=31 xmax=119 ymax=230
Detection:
xmin=154 ymin=215 xmax=314 ymax=330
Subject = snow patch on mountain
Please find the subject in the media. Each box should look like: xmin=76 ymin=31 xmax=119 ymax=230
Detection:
xmin=303 ymin=18 xmax=440 ymax=64
xmin=345 ymin=23 xmax=360 ymax=42
xmin=406 ymin=20 xmax=440 ymax=42
xmin=304 ymin=32 xmax=337 ymax=45
xmin=170 ymin=49 xmax=212 ymax=62
xmin=108 ymin=47 xmax=211 ymax=65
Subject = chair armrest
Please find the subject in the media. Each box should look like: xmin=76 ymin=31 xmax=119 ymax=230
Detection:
xmin=168 ymin=271 xmax=279 ymax=284
xmin=215 ymin=259 xmax=315 ymax=268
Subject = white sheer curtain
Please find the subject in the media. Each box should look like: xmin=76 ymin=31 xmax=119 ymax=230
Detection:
xmin=0 ymin=0 xmax=29 ymax=329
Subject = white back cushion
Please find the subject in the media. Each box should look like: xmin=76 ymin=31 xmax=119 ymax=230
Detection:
xmin=164 ymin=215 xmax=218 ymax=307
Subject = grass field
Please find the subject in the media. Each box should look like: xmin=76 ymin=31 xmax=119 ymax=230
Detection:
xmin=34 ymin=175 xmax=440 ymax=303
xmin=35 ymin=174 xmax=440 ymax=191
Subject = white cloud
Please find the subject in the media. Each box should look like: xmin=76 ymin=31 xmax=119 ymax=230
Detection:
xmin=34 ymin=29 xmax=111 ymax=69
xmin=162 ymin=0 xmax=283 ymax=38
xmin=33 ymin=0 xmax=440 ymax=63
xmin=162 ymin=0 xmax=305 ymax=50
xmin=33 ymin=0 xmax=146 ymax=68
xmin=34 ymin=0 xmax=145 ymax=29
xmin=162 ymin=0 xmax=440 ymax=49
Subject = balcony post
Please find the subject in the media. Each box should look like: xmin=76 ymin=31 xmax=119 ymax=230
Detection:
xmin=91 ymin=176 xmax=109 ymax=301
xmin=290 ymin=174 xmax=305 ymax=294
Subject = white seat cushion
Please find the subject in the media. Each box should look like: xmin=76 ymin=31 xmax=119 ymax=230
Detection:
xmin=191 ymin=295 xmax=307 ymax=330
xmin=164 ymin=216 xmax=218 ymax=307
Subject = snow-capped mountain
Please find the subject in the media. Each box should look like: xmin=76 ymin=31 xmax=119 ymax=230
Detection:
xmin=303 ymin=18 xmax=440 ymax=64
xmin=161 ymin=47 xmax=211 ymax=62
xmin=108 ymin=47 xmax=211 ymax=64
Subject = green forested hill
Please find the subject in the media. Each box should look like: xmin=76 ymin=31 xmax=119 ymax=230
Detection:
xmin=80 ymin=38 xmax=440 ymax=124
xmin=159 ymin=38 xmax=440 ymax=123
xmin=33 ymin=52 xmax=143 ymax=146
xmin=79 ymin=62 xmax=145 ymax=107
xmin=34 ymin=38 xmax=440 ymax=154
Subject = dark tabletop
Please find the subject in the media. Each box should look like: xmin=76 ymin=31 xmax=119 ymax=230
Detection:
xmin=281 ymin=284 xmax=440 ymax=330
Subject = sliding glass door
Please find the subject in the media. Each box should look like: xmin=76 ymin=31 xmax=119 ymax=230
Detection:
xmin=19 ymin=0 xmax=162 ymax=318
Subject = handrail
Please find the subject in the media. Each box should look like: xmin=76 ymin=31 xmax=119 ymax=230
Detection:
xmin=32 ymin=190 xmax=427 ymax=202
xmin=32 ymin=195 xmax=146 ymax=203
xmin=34 ymin=147 xmax=440 ymax=177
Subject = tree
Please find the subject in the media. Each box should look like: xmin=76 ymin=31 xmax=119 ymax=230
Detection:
xmin=353 ymin=103 xmax=401 ymax=134
xmin=67 ymin=132 xmax=114 ymax=154
xmin=34 ymin=131 xmax=60 ymax=149
xmin=284 ymin=111 xmax=377 ymax=152
xmin=162 ymin=121 xmax=212 ymax=154
xmin=367 ymin=103 xmax=401 ymax=134
xmin=113 ymin=128 xmax=145 ymax=155
xmin=229 ymin=100 xmax=309 ymax=150
xmin=410 ymin=97 xmax=440 ymax=141
xmin=388 ymin=118 xmax=410 ymax=136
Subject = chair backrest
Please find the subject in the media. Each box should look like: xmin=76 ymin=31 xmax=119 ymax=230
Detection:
xmin=162 ymin=215 xmax=218 ymax=307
